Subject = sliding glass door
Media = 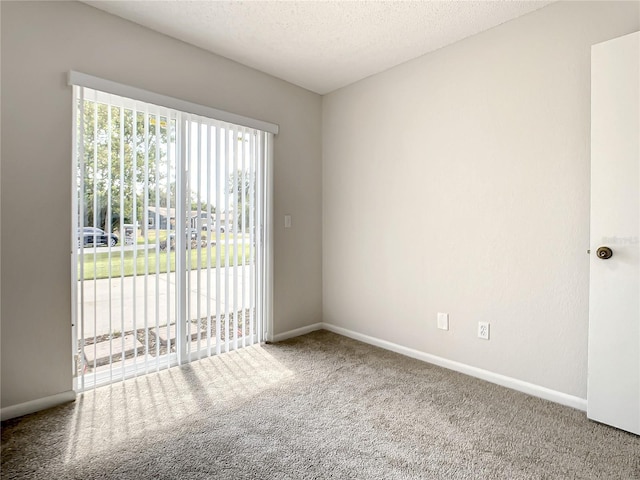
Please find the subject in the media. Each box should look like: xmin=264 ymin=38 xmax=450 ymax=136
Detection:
xmin=72 ymin=85 xmax=270 ymax=391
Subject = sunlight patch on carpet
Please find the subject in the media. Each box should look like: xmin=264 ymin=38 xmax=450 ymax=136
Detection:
xmin=64 ymin=344 xmax=294 ymax=463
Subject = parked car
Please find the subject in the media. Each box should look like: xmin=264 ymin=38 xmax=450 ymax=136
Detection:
xmin=78 ymin=227 xmax=118 ymax=247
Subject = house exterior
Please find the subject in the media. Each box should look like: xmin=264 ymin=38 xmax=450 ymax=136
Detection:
xmin=147 ymin=206 xmax=176 ymax=230
xmin=147 ymin=206 xmax=233 ymax=231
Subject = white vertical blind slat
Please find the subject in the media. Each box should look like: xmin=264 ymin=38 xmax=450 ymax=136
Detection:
xmin=215 ymin=124 xmax=222 ymax=356
xmin=196 ymin=120 xmax=203 ymax=360
xmin=177 ymin=114 xmax=188 ymax=366
xmin=195 ymin=123 xmax=206 ymax=359
xmin=118 ymin=103 xmax=126 ymax=381
xmin=185 ymin=119 xmax=193 ymax=359
xmin=92 ymin=89 xmax=99 ymax=381
xmin=255 ymin=132 xmax=263 ymax=344
xmin=106 ymin=97 xmax=114 ymax=383
xmin=143 ymin=104 xmax=150 ymax=373
xmin=240 ymin=128 xmax=246 ymax=348
xmin=131 ymin=106 xmax=139 ymax=380
xmin=71 ymin=86 xmax=79 ymax=389
xmin=249 ymin=130 xmax=256 ymax=346
xmin=232 ymin=124 xmax=239 ymax=351
xmin=166 ymin=113 xmax=174 ymax=369
xmin=154 ymin=111 xmax=162 ymax=371
xmin=206 ymin=124 xmax=213 ymax=357
xmin=224 ymin=125 xmax=231 ymax=354
xmin=166 ymin=115 xmax=172 ymax=368
xmin=77 ymin=86 xmax=86 ymax=390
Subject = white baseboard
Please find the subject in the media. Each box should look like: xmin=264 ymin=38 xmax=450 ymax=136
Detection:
xmin=1 ymin=390 xmax=77 ymax=421
xmin=271 ymin=322 xmax=324 ymax=343
xmin=321 ymin=323 xmax=588 ymax=412
xmin=1 ymin=324 xmax=587 ymax=421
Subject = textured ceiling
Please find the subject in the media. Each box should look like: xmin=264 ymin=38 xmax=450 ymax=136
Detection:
xmin=85 ymin=1 xmax=553 ymax=95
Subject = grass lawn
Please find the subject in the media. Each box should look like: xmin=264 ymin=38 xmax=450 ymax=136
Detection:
xmin=135 ymin=231 xmax=234 ymax=245
xmin=80 ymin=244 xmax=251 ymax=280
xmin=135 ymin=230 xmax=169 ymax=245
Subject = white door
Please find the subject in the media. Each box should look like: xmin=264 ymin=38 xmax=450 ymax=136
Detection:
xmin=588 ymin=31 xmax=639 ymax=435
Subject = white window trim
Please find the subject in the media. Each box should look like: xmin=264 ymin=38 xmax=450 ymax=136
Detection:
xmin=68 ymin=71 xmax=279 ymax=135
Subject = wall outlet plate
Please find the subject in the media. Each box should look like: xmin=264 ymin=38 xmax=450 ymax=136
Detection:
xmin=478 ymin=321 xmax=490 ymax=340
xmin=437 ymin=312 xmax=449 ymax=330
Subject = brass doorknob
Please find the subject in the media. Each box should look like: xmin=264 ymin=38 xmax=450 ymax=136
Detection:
xmin=596 ymin=246 xmax=613 ymax=259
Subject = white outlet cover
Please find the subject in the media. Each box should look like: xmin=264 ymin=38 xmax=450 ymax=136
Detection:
xmin=437 ymin=312 xmax=449 ymax=331
xmin=478 ymin=321 xmax=490 ymax=340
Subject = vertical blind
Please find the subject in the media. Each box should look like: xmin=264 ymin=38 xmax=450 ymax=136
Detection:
xmin=71 ymin=80 xmax=273 ymax=391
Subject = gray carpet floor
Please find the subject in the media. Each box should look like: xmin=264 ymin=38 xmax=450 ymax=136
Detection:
xmin=1 ymin=331 xmax=639 ymax=479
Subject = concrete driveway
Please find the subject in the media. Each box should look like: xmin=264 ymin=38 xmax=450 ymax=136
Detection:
xmin=77 ymin=265 xmax=254 ymax=338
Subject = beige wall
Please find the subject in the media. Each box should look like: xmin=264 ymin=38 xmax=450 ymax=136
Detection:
xmin=323 ymin=1 xmax=639 ymax=399
xmin=0 ymin=1 xmax=322 ymax=408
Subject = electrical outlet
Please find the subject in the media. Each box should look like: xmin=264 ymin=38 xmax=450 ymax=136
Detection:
xmin=437 ymin=312 xmax=449 ymax=330
xmin=478 ymin=322 xmax=490 ymax=340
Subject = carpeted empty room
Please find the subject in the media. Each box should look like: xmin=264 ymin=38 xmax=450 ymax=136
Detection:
xmin=3 ymin=1 xmax=640 ymax=478
xmin=2 ymin=331 xmax=639 ymax=479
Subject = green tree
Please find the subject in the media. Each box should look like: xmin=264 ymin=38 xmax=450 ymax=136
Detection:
xmin=78 ymin=100 xmax=175 ymax=234
xmin=227 ymin=169 xmax=255 ymax=232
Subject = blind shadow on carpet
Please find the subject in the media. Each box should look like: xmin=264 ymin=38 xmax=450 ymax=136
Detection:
xmin=2 ymin=330 xmax=639 ymax=479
